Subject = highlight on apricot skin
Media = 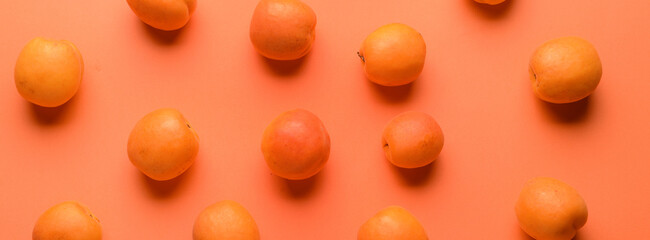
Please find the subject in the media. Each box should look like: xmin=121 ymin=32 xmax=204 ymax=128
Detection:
xmin=261 ymin=109 xmax=330 ymax=180
xmin=15 ymin=37 xmax=84 ymax=108
xmin=358 ymin=206 xmax=428 ymax=240
xmin=127 ymin=108 xmax=199 ymax=181
xmin=529 ymin=36 xmax=602 ymax=104
xmin=193 ymin=200 xmax=260 ymax=240
xmin=382 ymin=111 xmax=444 ymax=169
xmin=127 ymin=0 xmax=197 ymax=31
xmin=473 ymin=0 xmax=506 ymax=5
xmin=359 ymin=23 xmax=426 ymax=87
xmin=33 ymin=201 xmax=102 ymax=240
xmin=515 ymin=177 xmax=588 ymax=240
xmin=250 ymin=0 xmax=317 ymax=60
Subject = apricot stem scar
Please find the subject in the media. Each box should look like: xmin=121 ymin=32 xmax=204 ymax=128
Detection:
xmin=357 ymin=52 xmax=365 ymax=63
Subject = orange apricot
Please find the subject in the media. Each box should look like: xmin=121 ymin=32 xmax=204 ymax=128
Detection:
xmin=261 ymin=109 xmax=330 ymax=180
xmin=358 ymin=206 xmax=428 ymax=240
xmin=193 ymin=200 xmax=260 ymax=240
xmin=250 ymin=0 xmax=316 ymax=60
xmin=127 ymin=108 xmax=199 ymax=181
xmin=127 ymin=0 xmax=196 ymax=31
xmin=382 ymin=111 xmax=444 ymax=169
xmin=33 ymin=201 xmax=102 ymax=240
xmin=15 ymin=37 xmax=83 ymax=108
xmin=515 ymin=177 xmax=588 ymax=240
xmin=529 ymin=36 xmax=602 ymax=103
xmin=474 ymin=0 xmax=506 ymax=5
xmin=359 ymin=23 xmax=426 ymax=86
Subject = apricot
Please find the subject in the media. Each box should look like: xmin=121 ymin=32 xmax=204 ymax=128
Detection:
xmin=33 ymin=201 xmax=102 ymax=240
xmin=529 ymin=36 xmax=602 ymax=103
xmin=382 ymin=111 xmax=444 ymax=169
xmin=250 ymin=0 xmax=316 ymax=60
xmin=474 ymin=0 xmax=506 ymax=5
xmin=193 ymin=200 xmax=260 ymax=240
xmin=14 ymin=37 xmax=83 ymax=108
xmin=127 ymin=108 xmax=199 ymax=181
xmin=358 ymin=23 xmax=426 ymax=86
xmin=515 ymin=177 xmax=588 ymax=240
xmin=261 ymin=109 xmax=330 ymax=180
xmin=358 ymin=206 xmax=428 ymax=240
xmin=127 ymin=0 xmax=196 ymax=31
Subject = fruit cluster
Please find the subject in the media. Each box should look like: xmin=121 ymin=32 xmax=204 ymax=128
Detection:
xmin=17 ymin=0 xmax=601 ymax=239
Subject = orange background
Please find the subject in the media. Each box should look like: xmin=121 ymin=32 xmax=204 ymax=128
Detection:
xmin=1 ymin=0 xmax=650 ymax=239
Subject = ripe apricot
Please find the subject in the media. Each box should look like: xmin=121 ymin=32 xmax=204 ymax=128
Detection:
xmin=359 ymin=23 xmax=426 ymax=86
xmin=261 ymin=109 xmax=330 ymax=180
xmin=474 ymin=0 xmax=506 ymax=5
xmin=127 ymin=108 xmax=199 ymax=181
xmin=14 ymin=37 xmax=83 ymax=108
xmin=250 ymin=0 xmax=316 ymax=60
xmin=529 ymin=37 xmax=602 ymax=103
xmin=515 ymin=177 xmax=588 ymax=240
xmin=382 ymin=111 xmax=444 ymax=169
xmin=193 ymin=200 xmax=260 ymax=240
xmin=358 ymin=206 xmax=428 ymax=240
xmin=127 ymin=0 xmax=196 ymax=31
xmin=33 ymin=201 xmax=102 ymax=240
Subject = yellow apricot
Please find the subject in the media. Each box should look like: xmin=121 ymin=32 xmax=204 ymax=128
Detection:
xmin=250 ymin=0 xmax=317 ymax=60
xmin=515 ymin=177 xmax=588 ymax=240
xmin=15 ymin=37 xmax=83 ymax=107
xmin=193 ymin=200 xmax=260 ymax=240
xmin=359 ymin=23 xmax=426 ymax=86
xmin=530 ymin=37 xmax=602 ymax=103
xmin=127 ymin=0 xmax=196 ymax=31
xmin=358 ymin=206 xmax=428 ymax=240
xmin=127 ymin=108 xmax=199 ymax=181
xmin=33 ymin=201 xmax=102 ymax=240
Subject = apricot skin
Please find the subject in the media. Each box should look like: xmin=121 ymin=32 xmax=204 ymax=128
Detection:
xmin=359 ymin=23 xmax=426 ymax=86
xmin=15 ymin=37 xmax=83 ymax=108
xmin=515 ymin=177 xmax=588 ymax=240
xmin=127 ymin=0 xmax=196 ymax=31
xmin=193 ymin=200 xmax=260 ymax=240
xmin=250 ymin=0 xmax=316 ymax=60
xmin=127 ymin=108 xmax=199 ymax=181
xmin=358 ymin=206 xmax=428 ymax=240
xmin=382 ymin=111 xmax=444 ymax=169
xmin=474 ymin=0 xmax=506 ymax=5
xmin=261 ymin=109 xmax=330 ymax=180
xmin=33 ymin=201 xmax=102 ymax=240
xmin=529 ymin=37 xmax=602 ymax=104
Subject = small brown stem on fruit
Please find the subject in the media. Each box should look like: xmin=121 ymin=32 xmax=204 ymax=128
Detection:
xmin=186 ymin=123 xmax=191 ymax=128
xmin=382 ymin=142 xmax=392 ymax=162
xmin=357 ymin=52 xmax=365 ymax=63
xmin=529 ymin=64 xmax=540 ymax=87
xmin=90 ymin=213 xmax=100 ymax=222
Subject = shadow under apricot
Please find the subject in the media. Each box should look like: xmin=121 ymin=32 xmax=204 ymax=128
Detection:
xmin=517 ymin=224 xmax=585 ymax=240
xmin=258 ymin=52 xmax=311 ymax=78
xmin=537 ymin=96 xmax=592 ymax=124
xmin=573 ymin=233 xmax=586 ymax=240
xmin=272 ymin=170 xmax=322 ymax=200
xmin=140 ymin=20 xmax=189 ymax=46
xmin=140 ymin=163 xmax=195 ymax=199
xmin=389 ymin=157 xmax=439 ymax=187
xmin=517 ymin=227 xmax=534 ymax=240
xmin=369 ymin=80 xmax=415 ymax=104
xmin=467 ymin=0 xmax=515 ymax=20
xmin=29 ymin=94 xmax=79 ymax=126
